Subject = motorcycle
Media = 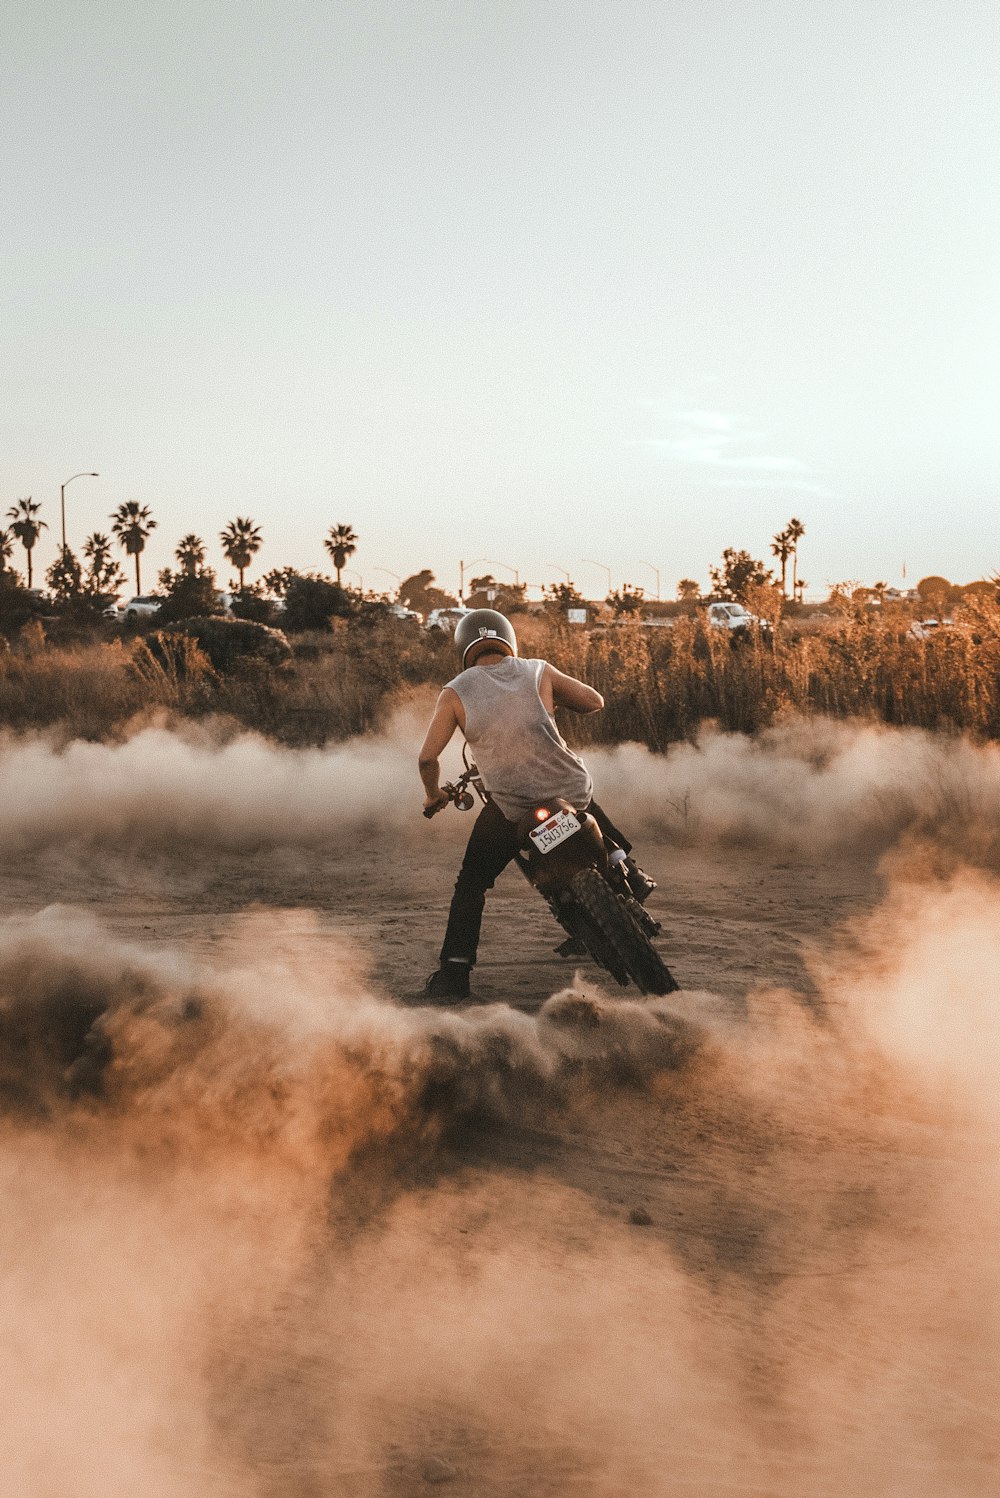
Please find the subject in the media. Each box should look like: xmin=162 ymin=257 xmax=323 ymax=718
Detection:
xmin=426 ymin=753 xmax=679 ymax=996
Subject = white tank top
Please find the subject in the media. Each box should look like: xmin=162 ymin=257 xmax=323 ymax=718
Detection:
xmin=446 ymin=657 xmax=593 ymax=822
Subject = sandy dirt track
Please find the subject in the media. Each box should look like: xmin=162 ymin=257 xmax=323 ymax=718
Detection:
xmin=1 ymin=768 xmax=998 ymax=1496
xmin=1 ymin=817 xmax=881 ymax=1008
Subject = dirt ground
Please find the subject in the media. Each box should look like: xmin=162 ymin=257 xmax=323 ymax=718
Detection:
xmin=0 ymin=822 xmax=882 ymax=1008
xmin=2 ymin=818 xmax=997 ymax=1497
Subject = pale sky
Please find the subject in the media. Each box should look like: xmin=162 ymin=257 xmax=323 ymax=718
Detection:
xmin=3 ymin=0 xmax=998 ymax=599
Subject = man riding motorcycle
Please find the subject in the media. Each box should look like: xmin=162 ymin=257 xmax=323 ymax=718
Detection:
xmin=419 ymin=608 xmax=656 ymax=1000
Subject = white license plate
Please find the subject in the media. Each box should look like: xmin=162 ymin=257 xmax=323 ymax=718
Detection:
xmin=529 ymin=808 xmax=580 ymax=854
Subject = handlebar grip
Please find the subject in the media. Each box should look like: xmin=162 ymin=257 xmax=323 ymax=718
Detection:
xmin=425 ymin=779 xmax=462 ymax=818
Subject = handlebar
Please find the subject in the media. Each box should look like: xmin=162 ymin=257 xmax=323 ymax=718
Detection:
xmin=423 ymin=766 xmax=482 ymax=817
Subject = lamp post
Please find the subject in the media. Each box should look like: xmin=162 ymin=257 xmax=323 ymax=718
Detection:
xmin=463 ymin=559 xmax=523 ymax=599
xmin=581 ymin=559 xmax=612 ymax=597
xmin=342 ymin=568 xmax=364 ymax=592
xmin=459 ymin=557 xmax=490 ymax=602
xmin=60 ymin=471 xmax=99 ymax=553
xmin=371 ymin=567 xmax=402 ymax=598
xmin=639 ymin=561 xmax=661 ymax=601
xmin=481 ymin=560 xmax=520 ymax=586
xmin=546 ymin=564 xmax=572 ymax=584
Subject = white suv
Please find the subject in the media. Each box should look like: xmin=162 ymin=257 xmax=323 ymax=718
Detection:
xmin=121 ymin=596 xmax=161 ymax=622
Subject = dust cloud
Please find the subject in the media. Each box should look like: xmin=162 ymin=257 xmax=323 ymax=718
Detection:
xmin=3 ymin=713 xmax=1000 ymax=861
xmin=1 ymin=876 xmax=997 ymax=1495
xmin=0 ymin=716 xmax=428 ymax=853
xmin=598 ymin=715 xmax=1000 ymax=859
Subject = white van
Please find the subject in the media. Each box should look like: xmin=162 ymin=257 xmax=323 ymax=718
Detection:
xmin=425 ymin=607 xmax=471 ymax=633
xmin=707 ymin=602 xmax=756 ymax=631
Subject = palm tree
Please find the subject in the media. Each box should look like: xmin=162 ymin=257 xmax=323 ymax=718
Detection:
xmin=0 ymin=527 xmax=15 ymax=581
xmin=110 ymin=501 xmax=157 ymax=594
xmin=770 ymin=528 xmax=793 ymax=599
xmin=787 ymin=517 xmax=805 ymax=597
xmin=220 ymin=517 xmax=263 ymax=590
xmin=324 ymin=524 xmax=358 ymax=585
xmin=82 ymin=531 xmax=125 ymax=597
xmin=83 ymin=532 xmax=113 ymax=571
xmin=7 ymin=497 xmax=46 ymax=588
xmin=175 ymin=533 xmax=207 ymax=576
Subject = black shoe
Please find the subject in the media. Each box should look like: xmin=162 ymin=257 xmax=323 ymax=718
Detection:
xmin=624 ymin=859 xmax=657 ymax=904
xmin=555 ymin=935 xmax=588 ymax=958
xmin=423 ymin=963 xmax=471 ymax=1001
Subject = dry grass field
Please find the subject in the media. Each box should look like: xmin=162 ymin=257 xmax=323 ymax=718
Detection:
xmin=0 ymin=711 xmax=998 ymax=1495
xmin=3 ymin=594 xmax=1000 ymax=749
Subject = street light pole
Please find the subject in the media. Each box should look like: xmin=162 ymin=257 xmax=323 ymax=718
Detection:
xmin=482 ymin=560 xmax=520 ymax=587
xmin=639 ymin=561 xmax=661 ymax=601
xmin=581 ymin=559 xmax=612 ymax=596
xmin=60 ymin=471 xmax=99 ymax=553
xmin=546 ymin=564 xmax=572 ymax=584
xmin=459 ymin=557 xmax=490 ymax=602
xmin=371 ymin=567 xmax=402 ymax=596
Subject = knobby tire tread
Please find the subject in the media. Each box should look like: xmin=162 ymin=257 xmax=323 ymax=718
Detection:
xmin=570 ymin=868 xmax=679 ymax=996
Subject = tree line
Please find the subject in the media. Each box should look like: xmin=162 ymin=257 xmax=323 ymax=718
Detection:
xmin=0 ymin=500 xmax=360 ymax=598
xmin=8 ymin=496 xmax=984 ymax=629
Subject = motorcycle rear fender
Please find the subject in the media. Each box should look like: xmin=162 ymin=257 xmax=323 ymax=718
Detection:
xmin=517 ymin=801 xmax=607 ymax=896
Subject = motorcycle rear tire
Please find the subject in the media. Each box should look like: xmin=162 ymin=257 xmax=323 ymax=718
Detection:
xmin=570 ymin=868 xmax=679 ymax=996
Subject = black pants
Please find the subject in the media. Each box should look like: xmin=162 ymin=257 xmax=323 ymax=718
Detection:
xmin=439 ymin=799 xmax=631 ymax=966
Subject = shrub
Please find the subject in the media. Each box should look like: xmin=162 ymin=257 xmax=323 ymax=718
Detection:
xmin=155 ymin=571 xmax=225 ymax=624
xmin=278 ymin=574 xmax=353 ymax=632
xmin=708 ymin=548 xmax=774 ymax=602
xmin=0 ymin=641 xmax=148 ymax=737
xmin=0 ymin=578 xmax=48 ymax=640
xmin=157 ymin=616 xmax=292 ymax=673
xmin=229 ymin=587 xmax=280 ymax=625
xmin=129 ymin=633 xmax=218 ymax=710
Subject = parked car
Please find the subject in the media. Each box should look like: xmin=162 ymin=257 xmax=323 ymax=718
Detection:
xmin=121 ymin=595 xmax=161 ymax=622
xmin=707 ymin=602 xmax=761 ymax=631
xmin=389 ymin=602 xmax=421 ymax=622
xmin=909 ymin=617 xmax=954 ymax=640
xmin=425 ymin=606 xmax=471 ymax=633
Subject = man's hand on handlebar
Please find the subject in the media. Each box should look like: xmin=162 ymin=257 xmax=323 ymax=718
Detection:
xmin=423 ymin=789 xmax=452 ymax=818
xmin=421 ymin=764 xmax=480 ymax=818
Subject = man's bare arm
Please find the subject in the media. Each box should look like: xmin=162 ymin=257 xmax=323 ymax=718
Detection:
xmin=418 ymin=689 xmax=462 ymax=809
xmin=544 ymin=664 xmax=605 ymax=714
